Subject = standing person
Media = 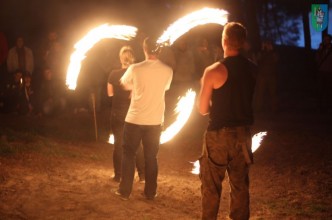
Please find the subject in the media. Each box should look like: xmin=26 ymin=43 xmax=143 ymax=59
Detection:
xmin=107 ymin=45 xmax=145 ymax=183
xmin=198 ymin=22 xmax=257 ymax=220
xmin=114 ymin=37 xmax=173 ymax=200
xmin=7 ymin=36 xmax=34 ymax=76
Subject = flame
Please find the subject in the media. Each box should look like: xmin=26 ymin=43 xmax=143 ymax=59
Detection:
xmin=66 ymin=24 xmax=137 ymax=90
xmin=252 ymin=131 xmax=267 ymax=153
xmin=108 ymin=134 xmax=114 ymax=144
xmin=157 ymin=7 xmax=228 ymax=46
xmin=191 ymin=160 xmax=200 ymax=175
xmin=160 ymin=89 xmax=196 ymax=144
xmin=108 ymin=89 xmax=196 ymax=145
xmin=190 ymin=132 xmax=267 ymax=174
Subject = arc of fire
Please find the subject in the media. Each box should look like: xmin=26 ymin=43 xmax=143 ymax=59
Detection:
xmin=66 ymin=24 xmax=137 ymax=90
xmin=66 ymin=8 xmax=229 ymax=144
xmin=157 ymin=7 xmax=228 ymax=46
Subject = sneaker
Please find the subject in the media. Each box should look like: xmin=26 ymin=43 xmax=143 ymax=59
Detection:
xmin=142 ymin=192 xmax=158 ymax=200
xmin=114 ymin=189 xmax=129 ymax=201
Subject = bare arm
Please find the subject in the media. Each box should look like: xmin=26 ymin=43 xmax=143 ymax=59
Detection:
xmin=107 ymin=83 xmax=114 ymax=97
xmin=197 ymin=62 xmax=227 ymax=115
xmin=120 ymin=66 xmax=133 ymax=91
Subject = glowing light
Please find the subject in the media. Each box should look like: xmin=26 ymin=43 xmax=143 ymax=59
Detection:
xmin=108 ymin=134 xmax=114 ymax=144
xmin=108 ymin=89 xmax=196 ymax=145
xmin=160 ymin=89 xmax=196 ymax=144
xmin=190 ymin=132 xmax=267 ymax=174
xmin=191 ymin=160 xmax=200 ymax=175
xmin=157 ymin=7 xmax=228 ymax=46
xmin=252 ymin=131 xmax=267 ymax=153
xmin=66 ymin=24 xmax=137 ymax=90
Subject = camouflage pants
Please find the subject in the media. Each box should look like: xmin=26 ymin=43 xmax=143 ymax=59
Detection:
xmin=199 ymin=127 xmax=252 ymax=220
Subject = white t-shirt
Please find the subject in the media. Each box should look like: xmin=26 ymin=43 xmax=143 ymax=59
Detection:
xmin=120 ymin=59 xmax=173 ymax=125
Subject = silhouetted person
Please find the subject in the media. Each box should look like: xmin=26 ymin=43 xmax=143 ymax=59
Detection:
xmin=7 ymin=36 xmax=34 ymax=76
xmin=2 ymin=69 xmax=24 ymax=113
xmin=37 ymin=67 xmax=66 ymax=116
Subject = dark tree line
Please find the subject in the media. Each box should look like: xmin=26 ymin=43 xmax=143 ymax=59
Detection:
xmin=1 ymin=0 xmax=329 ymax=51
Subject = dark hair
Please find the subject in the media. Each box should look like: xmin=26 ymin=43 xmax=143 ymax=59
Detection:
xmin=143 ymin=37 xmax=160 ymax=55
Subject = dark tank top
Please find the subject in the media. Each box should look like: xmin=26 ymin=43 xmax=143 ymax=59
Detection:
xmin=207 ymin=55 xmax=257 ymax=131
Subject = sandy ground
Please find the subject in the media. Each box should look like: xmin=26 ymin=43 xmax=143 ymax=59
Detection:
xmin=1 ymin=96 xmax=332 ymax=219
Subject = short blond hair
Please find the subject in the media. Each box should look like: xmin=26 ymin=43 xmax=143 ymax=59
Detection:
xmin=119 ymin=46 xmax=135 ymax=68
xmin=222 ymin=22 xmax=247 ymax=50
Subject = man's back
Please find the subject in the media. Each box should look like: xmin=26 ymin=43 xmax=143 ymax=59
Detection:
xmin=121 ymin=59 xmax=172 ymax=125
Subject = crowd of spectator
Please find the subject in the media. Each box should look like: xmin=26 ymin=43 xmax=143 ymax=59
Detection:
xmin=3 ymin=29 xmax=328 ymax=118
xmin=0 ymin=31 xmax=71 ymax=116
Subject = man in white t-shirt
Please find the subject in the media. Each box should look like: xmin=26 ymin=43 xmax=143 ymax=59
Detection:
xmin=114 ymin=37 xmax=173 ymax=200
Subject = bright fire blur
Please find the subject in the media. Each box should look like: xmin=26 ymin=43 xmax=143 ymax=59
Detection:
xmin=251 ymin=131 xmax=267 ymax=153
xmin=160 ymin=89 xmax=196 ymax=144
xmin=68 ymin=8 xmax=229 ymax=145
xmin=108 ymin=89 xmax=196 ymax=145
xmin=191 ymin=132 xmax=267 ymax=175
xmin=66 ymin=24 xmax=137 ymax=90
xmin=157 ymin=7 xmax=228 ymax=46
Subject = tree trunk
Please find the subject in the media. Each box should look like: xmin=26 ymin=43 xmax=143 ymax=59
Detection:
xmin=302 ymin=1 xmax=311 ymax=50
xmin=244 ymin=0 xmax=261 ymax=51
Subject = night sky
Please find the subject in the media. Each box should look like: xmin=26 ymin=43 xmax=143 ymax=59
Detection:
xmin=0 ymin=0 xmax=224 ymax=47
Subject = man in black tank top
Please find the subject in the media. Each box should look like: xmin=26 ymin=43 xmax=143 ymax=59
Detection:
xmin=198 ymin=22 xmax=257 ymax=220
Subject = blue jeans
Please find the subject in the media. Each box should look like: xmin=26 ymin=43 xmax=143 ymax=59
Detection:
xmin=119 ymin=122 xmax=161 ymax=198
xmin=111 ymin=114 xmax=144 ymax=179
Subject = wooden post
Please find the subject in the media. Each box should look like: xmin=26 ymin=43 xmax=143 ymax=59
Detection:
xmin=91 ymin=93 xmax=98 ymax=141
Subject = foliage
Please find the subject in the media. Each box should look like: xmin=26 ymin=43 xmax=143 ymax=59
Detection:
xmin=257 ymin=0 xmax=302 ymax=46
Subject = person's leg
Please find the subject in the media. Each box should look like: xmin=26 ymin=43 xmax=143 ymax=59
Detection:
xmin=228 ymin=131 xmax=250 ymax=220
xmin=111 ymin=116 xmax=124 ymax=181
xmin=200 ymin=131 xmax=227 ymax=220
xmin=119 ymin=123 xmax=142 ymax=197
xmin=142 ymin=125 xmax=161 ymax=198
xmin=135 ymin=142 xmax=145 ymax=182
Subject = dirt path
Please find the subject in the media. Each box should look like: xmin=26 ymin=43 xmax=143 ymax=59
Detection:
xmin=1 ymin=109 xmax=332 ymax=219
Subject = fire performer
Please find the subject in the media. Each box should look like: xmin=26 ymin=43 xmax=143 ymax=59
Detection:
xmin=198 ymin=22 xmax=257 ymax=220
xmin=114 ymin=37 xmax=173 ymax=200
xmin=107 ymin=46 xmax=145 ymax=183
